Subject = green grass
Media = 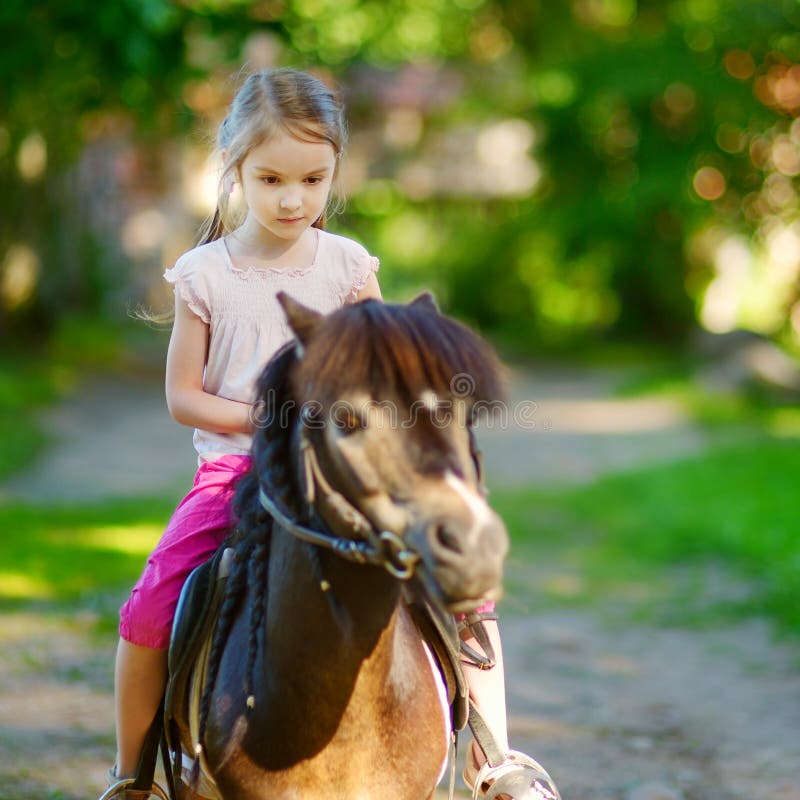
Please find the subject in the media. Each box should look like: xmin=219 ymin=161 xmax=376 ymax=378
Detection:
xmin=0 ymin=390 xmax=796 ymax=639
xmin=493 ymin=436 xmax=800 ymax=631
xmin=0 ymin=498 xmax=174 ymax=629
xmin=612 ymin=355 xmax=697 ymax=398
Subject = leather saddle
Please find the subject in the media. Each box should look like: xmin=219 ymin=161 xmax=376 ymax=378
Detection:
xmin=163 ymin=545 xmax=232 ymax=800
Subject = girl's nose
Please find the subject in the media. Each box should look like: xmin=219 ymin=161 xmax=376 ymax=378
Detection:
xmin=279 ymin=192 xmax=301 ymax=210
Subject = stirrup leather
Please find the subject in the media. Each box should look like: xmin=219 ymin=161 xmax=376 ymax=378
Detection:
xmin=457 ymin=610 xmax=498 ymax=670
xmin=469 ymin=750 xmax=561 ymax=800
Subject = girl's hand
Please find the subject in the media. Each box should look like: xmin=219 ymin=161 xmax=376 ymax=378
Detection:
xmin=165 ymin=295 xmax=253 ymax=434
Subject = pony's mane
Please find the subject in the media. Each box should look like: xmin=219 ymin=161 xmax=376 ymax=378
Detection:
xmin=234 ymin=341 xmax=301 ymax=525
xmin=293 ymin=299 xmax=505 ymax=407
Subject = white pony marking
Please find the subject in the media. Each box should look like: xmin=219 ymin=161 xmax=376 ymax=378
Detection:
xmin=420 ymin=389 xmax=439 ymax=412
xmin=444 ymin=470 xmax=491 ymax=536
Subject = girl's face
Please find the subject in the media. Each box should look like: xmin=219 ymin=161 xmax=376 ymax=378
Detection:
xmin=238 ymin=128 xmax=336 ymax=245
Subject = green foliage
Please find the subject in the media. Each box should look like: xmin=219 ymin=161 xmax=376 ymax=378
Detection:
xmin=275 ymin=0 xmax=492 ymax=64
xmin=493 ymin=437 xmax=800 ymax=630
xmin=2 ymin=0 xmax=800 ymax=353
xmin=347 ymin=1 xmax=800 ymax=347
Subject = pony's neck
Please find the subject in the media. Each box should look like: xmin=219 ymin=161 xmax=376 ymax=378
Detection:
xmin=243 ymin=529 xmax=403 ymax=767
xmin=267 ymin=528 xmax=401 ymax=670
xmin=244 ymin=422 xmax=408 ymax=763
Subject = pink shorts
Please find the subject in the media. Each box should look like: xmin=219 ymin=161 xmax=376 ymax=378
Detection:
xmin=119 ymin=454 xmax=252 ymax=649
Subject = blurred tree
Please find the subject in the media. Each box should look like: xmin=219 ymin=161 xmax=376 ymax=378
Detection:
xmin=1 ymin=0 xmax=186 ymax=335
xmin=513 ymin=0 xmax=800 ymax=350
xmin=1 ymin=0 xmax=799 ymax=355
xmin=0 ymin=0 xmax=488 ymax=337
xmin=353 ymin=0 xmax=800 ymax=351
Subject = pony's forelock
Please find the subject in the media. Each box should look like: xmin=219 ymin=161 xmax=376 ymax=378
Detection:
xmin=290 ymin=301 xmax=505 ymax=408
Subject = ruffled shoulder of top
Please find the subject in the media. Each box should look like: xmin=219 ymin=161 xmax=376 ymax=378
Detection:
xmin=318 ymin=230 xmax=380 ymax=303
xmin=163 ymin=241 xmax=225 ymax=324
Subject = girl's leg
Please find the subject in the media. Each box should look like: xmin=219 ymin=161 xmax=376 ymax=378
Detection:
xmin=113 ymin=456 xmax=250 ymax=779
xmin=114 ymin=638 xmax=168 ymax=777
xmin=461 ymin=618 xmax=509 ymax=765
xmin=462 ymin=620 xmax=560 ymax=800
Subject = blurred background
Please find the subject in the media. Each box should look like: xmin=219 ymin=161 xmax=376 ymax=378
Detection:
xmin=2 ymin=0 xmax=800 ymax=355
xmin=1 ymin=3 xmax=799 ymax=799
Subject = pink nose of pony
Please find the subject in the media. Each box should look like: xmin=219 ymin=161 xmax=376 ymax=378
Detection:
xmin=421 ymin=508 xmax=509 ymax=610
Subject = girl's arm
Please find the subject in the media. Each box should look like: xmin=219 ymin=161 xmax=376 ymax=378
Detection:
xmin=165 ymin=294 xmax=253 ymax=434
xmin=356 ymin=272 xmax=382 ymax=301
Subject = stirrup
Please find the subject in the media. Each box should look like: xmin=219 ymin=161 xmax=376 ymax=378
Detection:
xmin=466 ymin=750 xmax=561 ymax=800
xmin=98 ymin=771 xmax=170 ymax=800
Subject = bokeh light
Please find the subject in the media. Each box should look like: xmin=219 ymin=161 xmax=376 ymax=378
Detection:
xmin=723 ymin=48 xmax=755 ymax=80
xmin=1 ymin=243 xmax=40 ymax=311
xmin=693 ymin=166 xmax=726 ymax=201
xmin=121 ymin=209 xmax=168 ymax=257
xmin=17 ymin=132 xmax=47 ymax=182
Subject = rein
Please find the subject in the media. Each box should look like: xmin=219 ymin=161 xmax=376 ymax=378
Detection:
xmin=257 ymin=434 xmax=420 ymax=580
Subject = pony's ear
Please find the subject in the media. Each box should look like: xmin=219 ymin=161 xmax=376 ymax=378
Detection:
xmin=409 ymin=291 xmax=440 ymax=314
xmin=277 ymin=292 xmax=323 ymax=346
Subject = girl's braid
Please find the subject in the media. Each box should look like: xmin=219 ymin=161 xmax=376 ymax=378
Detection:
xmin=244 ymin=528 xmax=271 ymax=706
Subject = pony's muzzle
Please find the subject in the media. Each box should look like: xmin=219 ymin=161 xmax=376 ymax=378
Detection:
xmin=416 ymin=508 xmax=509 ymax=611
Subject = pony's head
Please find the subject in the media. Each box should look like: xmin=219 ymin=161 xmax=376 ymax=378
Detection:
xmin=252 ymin=292 xmax=509 ymax=612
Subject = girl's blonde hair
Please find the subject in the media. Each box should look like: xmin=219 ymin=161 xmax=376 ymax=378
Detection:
xmin=198 ymin=68 xmax=347 ymax=245
xmin=137 ymin=68 xmax=345 ymax=325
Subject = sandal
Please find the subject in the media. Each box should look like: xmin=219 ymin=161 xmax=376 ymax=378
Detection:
xmin=97 ymin=768 xmax=169 ymax=800
xmin=463 ymin=749 xmax=561 ymax=800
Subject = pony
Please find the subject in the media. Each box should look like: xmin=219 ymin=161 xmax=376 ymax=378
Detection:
xmin=169 ymin=292 xmax=509 ymax=800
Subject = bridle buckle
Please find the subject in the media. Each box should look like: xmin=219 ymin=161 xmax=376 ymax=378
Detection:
xmin=379 ymin=530 xmax=420 ymax=580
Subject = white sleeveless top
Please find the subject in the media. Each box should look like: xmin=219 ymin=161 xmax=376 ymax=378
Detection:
xmin=164 ymin=229 xmax=379 ymax=462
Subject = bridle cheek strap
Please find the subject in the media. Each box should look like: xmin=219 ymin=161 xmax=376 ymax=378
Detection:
xmin=300 ymin=436 xmax=375 ymax=542
xmin=257 ymin=437 xmax=420 ymax=580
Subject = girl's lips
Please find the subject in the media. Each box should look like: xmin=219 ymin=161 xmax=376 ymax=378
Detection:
xmin=277 ymin=216 xmax=304 ymax=223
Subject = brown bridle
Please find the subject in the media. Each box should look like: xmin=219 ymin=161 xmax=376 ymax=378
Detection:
xmin=258 ymin=432 xmax=421 ymax=580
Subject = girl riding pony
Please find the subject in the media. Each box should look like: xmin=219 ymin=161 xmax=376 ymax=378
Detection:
xmin=105 ymin=67 xmax=553 ymax=800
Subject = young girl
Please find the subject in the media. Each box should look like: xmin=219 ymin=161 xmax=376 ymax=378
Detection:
xmin=107 ymin=67 xmax=553 ymax=800
xmin=109 ymin=67 xmax=380 ymax=796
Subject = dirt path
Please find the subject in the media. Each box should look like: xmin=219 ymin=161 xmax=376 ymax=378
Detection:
xmin=0 ymin=364 xmax=711 ymax=502
xmin=0 ymin=367 xmax=798 ymax=799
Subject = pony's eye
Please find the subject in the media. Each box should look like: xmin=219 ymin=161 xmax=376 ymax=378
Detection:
xmin=331 ymin=407 xmax=365 ymax=435
xmin=344 ymin=413 xmax=365 ymax=433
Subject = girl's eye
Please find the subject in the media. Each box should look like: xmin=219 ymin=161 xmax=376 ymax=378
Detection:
xmin=306 ymin=176 xmax=322 ymax=185
xmin=262 ymin=176 xmax=279 ymax=184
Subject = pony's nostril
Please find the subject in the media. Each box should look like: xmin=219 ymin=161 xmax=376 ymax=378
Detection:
xmin=435 ymin=524 xmax=462 ymax=554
